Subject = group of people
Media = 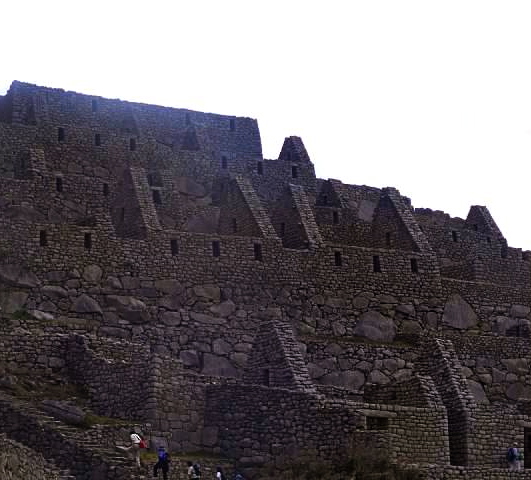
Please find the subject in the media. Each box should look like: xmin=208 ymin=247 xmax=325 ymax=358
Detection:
xmin=117 ymin=431 xmax=244 ymax=479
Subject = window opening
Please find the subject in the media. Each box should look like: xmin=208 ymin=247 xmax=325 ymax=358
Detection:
xmin=120 ymin=208 xmax=125 ymax=222
xmin=91 ymin=99 xmax=98 ymax=112
xmin=262 ymin=368 xmax=270 ymax=386
xmin=57 ymin=127 xmax=65 ymax=142
xmin=385 ymin=232 xmax=391 ymax=247
xmin=452 ymin=231 xmax=458 ymax=242
xmin=366 ymin=416 xmax=389 ymax=430
xmin=84 ymin=233 xmax=92 ymax=250
xmin=221 ymin=156 xmax=228 ymax=169
xmin=39 ymin=230 xmax=47 ymax=247
xmin=373 ymin=255 xmax=381 ymax=273
xmin=257 ymin=161 xmax=263 ymax=175
xmin=333 ymin=211 xmax=339 ymax=224
xmin=323 ymin=195 xmax=328 ymax=205
xmin=147 ymin=174 xmax=153 ymax=186
xmin=212 ymin=240 xmax=221 ymax=257
xmin=56 ymin=177 xmax=63 ymax=192
xmin=334 ymin=251 xmax=342 ymax=266
xmin=254 ymin=243 xmax=263 ymax=261
xmin=95 ymin=133 xmax=101 ymax=146
xmin=232 ymin=218 xmax=237 ymax=233
xmin=229 ymin=118 xmax=235 ymax=131
xmin=103 ymin=183 xmax=109 ymax=196
xmin=152 ymin=190 xmax=162 ymax=205
xmin=185 ymin=113 xmax=191 ymax=125
xmin=410 ymin=258 xmax=419 ymax=273
xmin=291 ymin=165 xmax=298 ymax=178
xmin=280 ymin=222 xmax=285 ymax=237
xmin=170 ymin=239 xmax=179 ymax=256
xmin=129 ymin=138 xmax=136 ymax=151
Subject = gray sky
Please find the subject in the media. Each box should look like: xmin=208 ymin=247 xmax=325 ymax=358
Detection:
xmin=2 ymin=0 xmax=530 ymax=250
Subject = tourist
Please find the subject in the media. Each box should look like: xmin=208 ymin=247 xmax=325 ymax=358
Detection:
xmin=215 ymin=466 xmax=226 ymax=479
xmin=187 ymin=460 xmax=201 ymax=478
xmin=153 ymin=446 xmax=170 ymax=479
xmin=507 ymin=443 xmax=520 ymax=471
xmin=125 ymin=430 xmax=142 ymax=468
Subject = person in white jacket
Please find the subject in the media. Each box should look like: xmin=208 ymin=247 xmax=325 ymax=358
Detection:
xmin=117 ymin=430 xmax=142 ymax=467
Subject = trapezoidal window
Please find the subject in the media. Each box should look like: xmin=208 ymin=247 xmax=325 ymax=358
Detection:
xmin=152 ymin=190 xmax=162 ymax=205
xmin=332 ymin=211 xmax=339 ymax=224
xmin=410 ymin=258 xmax=419 ymax=273
xmin=254 ymin=243 xmax=263 ymax=261
xmin=262 ymin=368 xmax=270 ymax=386
xmin=229 ymin=118 xmax=235 ymax=131
xmin=84 ymin=233 xmax=92 ymax=250
xmin=334 ymin=251 xmax=342 ymax=266
xmin=55 ymin=177 xmax=63 ymax=192
xmin=366 ymin=416 xmax=389 ymax=430
xmin=103 ymin=183 xmax=109 ymax=196
xmin=373 ymin=255 xmax=381 ymax=273
xmin=39 ymin=230 xmax=48 ymax=247
xmin=170 ymin=239 xmax=179 ymax=256
xmin=91 ymin=99 xmax=98 ymax=112
xmin=452 ymin=230 xmax=458 ymax=242
xmin=291 ymin=165 xmax=298 ymax=178
xmin=257 ymin=161 xmax=263 ymax=175
xmin=212 ymin=240 xmax=221 ymax=257
xmin=221 ymin=156 xmax=228 ymax=169
xmin=57 ymin=127 xmax=65 ymax=142
xmin=95 ymin=133 xmax=101 ymax=146
xmin=129 ymin=138 xmax=136 ymax=151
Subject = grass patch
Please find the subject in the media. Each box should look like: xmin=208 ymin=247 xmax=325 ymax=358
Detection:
xmin=11 ymin=309 xmax=33 ymax=320
xmin=77 ymin=413 xmax=132 ymax=429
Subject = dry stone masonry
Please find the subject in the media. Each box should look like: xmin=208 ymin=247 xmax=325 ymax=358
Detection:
xmin=1 ymin=80 xmax=531 ymax=479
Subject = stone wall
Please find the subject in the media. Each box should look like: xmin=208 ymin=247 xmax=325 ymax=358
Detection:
xmin=205 ymin=384 xmax=449 ymax=467
xmin=0 ymin=433 xmax=64 ymax=480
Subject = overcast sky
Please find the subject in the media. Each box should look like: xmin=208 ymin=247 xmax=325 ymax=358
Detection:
xmin=1 ymin=1 xmax=530 ymax=250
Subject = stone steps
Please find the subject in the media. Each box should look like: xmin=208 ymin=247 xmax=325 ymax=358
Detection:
xmin=0 ymin=391 xmax=146 ymax=479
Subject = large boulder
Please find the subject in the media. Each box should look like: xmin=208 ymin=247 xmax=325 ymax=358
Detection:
xmin=72 ymin=294 xmax=103 ymax=314
xmin=506 ymin=383 xmax=531 ymax=401
xmin=0 ymin=291 xmax=28 ymax=314
xmin=467 ymin=379 xmax=489 ymax=404
xmin=41 ymin=400 xmax=86 ymax=425
xmin=83 ymin=264 xmax=103 ymax=283
xmin=201 ymin=353 xmax=238 ymax=377
xmin=193 ymin=285 xmax=221 ymax=302
xmin=442 ymin=294 xmax=478 ymax=329
xmin=354 ymin=311 xmax=396 ymax=342
xmin=0 ymin=264 xmax=39 ymax=288
xmin=320 ymin=370 xmax=365 ymax=391
xmin=106 ymin=295 xmax=150 ymax=324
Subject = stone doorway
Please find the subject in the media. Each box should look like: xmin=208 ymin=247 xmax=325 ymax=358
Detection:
xmin=525 ymin=428 xmax=531 ymax=469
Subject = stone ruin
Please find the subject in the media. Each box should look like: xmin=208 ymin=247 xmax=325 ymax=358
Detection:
xmin=0 ymin=80 xmax=531 ymax=479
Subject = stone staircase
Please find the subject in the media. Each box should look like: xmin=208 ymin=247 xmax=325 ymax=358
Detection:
xmin=0 ymin=391 xmax=148 ymax=479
